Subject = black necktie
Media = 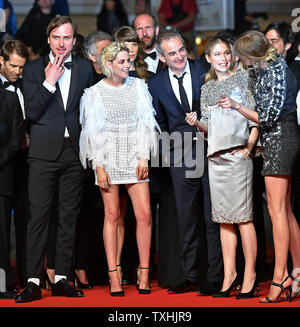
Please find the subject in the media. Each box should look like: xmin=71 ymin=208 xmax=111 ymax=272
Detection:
xmin=64 ymin=62 xmax=72 ymax=70
xmin=145 ymin=52 xmax=157 ymax=60
xmin=173 ymin=72 xmax=190 ymax=113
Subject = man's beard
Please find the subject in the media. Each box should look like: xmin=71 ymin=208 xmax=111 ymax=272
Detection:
xmin=144 ymin=36 xmax=156 ymax=50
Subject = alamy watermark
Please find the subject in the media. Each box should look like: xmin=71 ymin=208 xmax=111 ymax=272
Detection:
xmin=292 ymin=8 xmax=300 ymax=32
xmin=101 ymin=131 xmax=204 ymax=179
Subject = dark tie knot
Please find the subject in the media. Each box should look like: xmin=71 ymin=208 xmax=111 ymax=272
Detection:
xmin=173 ymin=72 xmax=186 ymax=84
xmin=64 ymin=62 xmax=72 ymax=70
xmin=145 ymin=51 xmax=157 ymax=60
xmin=3 ymin=79 xmax=20 ymax=90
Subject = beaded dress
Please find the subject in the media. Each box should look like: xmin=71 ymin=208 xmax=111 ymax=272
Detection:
xmin=79 ymin=77 xmax=159 ymax=184
xmin=200 ymin=69 xmax=257 ymax=224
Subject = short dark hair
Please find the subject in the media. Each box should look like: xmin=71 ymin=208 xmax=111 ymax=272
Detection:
xmin=47 ymin=16 xmax=77 ymax=38
xmin=264 ymin=20 xmax=294 ymax=45
xmin=156 ymin=30 xmax=184 ymax=55
xmin=0 ymin=40 xmax=29 ymax=62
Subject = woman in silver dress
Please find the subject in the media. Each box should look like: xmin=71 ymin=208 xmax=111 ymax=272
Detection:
xmin=186 ymin=37 xmax=259 ymax=299
xmin=79 ymin=42 xmax=159 ymax=296
xmin=218 ymin=31 xmax=300 ymax=303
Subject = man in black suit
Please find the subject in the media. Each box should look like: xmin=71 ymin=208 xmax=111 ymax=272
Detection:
xmin=148 ymin=31 xmax=223 ymax=294
xmin=15 ymin=16 xmax=95 ymax=303
xmin=0 ymin=40 xmax=29 ymax=289
xmin=0 ymin=88 xmax=23 ymax=299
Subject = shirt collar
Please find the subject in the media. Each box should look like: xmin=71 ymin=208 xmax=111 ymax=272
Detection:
xmin=0 ymin=74 xmax=8 ymax=84
xmin=168 ymin=60 xmax=190 ymax=79
xmin=49 ymin=52 xmax=72 ymax=64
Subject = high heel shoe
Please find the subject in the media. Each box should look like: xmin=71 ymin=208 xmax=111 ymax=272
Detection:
xmin=212 ymin=275 xmax=239 ymax=298
xmin=236 ymin=277 xmax=259 ymax=299
xmin=74 ymin=270 xmax=93 ymax=289
xmin=136 ymin=267 xmax=151 ymax=295
xmin=259 ymin=275 xmax=292 ymax=303
xmin=108 ymin=269 xmax=124 ymax=297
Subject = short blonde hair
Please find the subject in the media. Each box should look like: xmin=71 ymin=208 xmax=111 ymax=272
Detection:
xmin=234 ymin=30 xmax=277 ymax=64
xmin=98 ymin=41 xmax=129 ymax=78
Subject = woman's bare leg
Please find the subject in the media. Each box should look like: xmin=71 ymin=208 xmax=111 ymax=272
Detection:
xmin=101 ymin=185 xmax=123 ymax=293
xmin=219 ymin=223 xmax=238 ymax=291
xmin=238 ymin=221 xmax=257 ymax=293
xmin=260 ymin=175 xmax=292 ymax=302
xmin=126 ymin=182 xmax=152 ymax=290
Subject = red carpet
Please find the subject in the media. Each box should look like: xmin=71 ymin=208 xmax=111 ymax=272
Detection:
xmin=0 ymin=280 xmax=299 ymax=308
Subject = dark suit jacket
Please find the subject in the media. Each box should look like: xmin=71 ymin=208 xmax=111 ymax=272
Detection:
xmin=148 ymin=59 xmax=207 ymax=166
xmin=23 ymin=54 xmax=95 ymax=161
xmin=0 ymin=89 xmax=23 ymax=196
xmin=289 ymin=60 xmax=300 ymax=91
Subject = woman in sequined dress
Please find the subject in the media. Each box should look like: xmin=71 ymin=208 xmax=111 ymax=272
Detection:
xmin=218 ymin=31 xmax=300 ymax=303
xmin=79 ymin=42 xmax=159 ymax=296
xmin=186 ymin=37 xmax=259 ymax=299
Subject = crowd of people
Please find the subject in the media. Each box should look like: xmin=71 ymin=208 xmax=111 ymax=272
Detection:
xmin=0 ymin=0 xmax=299 ymax=305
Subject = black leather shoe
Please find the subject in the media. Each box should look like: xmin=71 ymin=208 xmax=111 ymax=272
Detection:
xmin=15 ymin=282 xmax=42 ymax=303
xmin=52 ymin=279 xmax=84 ymax=297
xmin=167 ymin=280 xmax=196 ymax=294
xmin=197 ymin=281 xmax=222 ymax=296
xmin=0 ymin=290 xmax=18 ymax=299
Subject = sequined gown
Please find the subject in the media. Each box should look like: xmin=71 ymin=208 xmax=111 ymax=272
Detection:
xmin=79 ymin=77 xmax=159 ymax=184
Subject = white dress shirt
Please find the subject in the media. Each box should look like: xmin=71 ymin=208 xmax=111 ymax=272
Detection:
xmin=44 ymin=52 xmax=72 ymax=137
xmin=145 ymin=48 xmax=159 ymax=73
xmin=168 ymin=60 xmax=192 ymax=110
xmin=0 ymin=74 xmax=25 ymax=119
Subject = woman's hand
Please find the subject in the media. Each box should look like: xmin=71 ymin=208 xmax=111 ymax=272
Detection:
xmin=96 ymin=166 xmax=111 ymax=190
xmin=136 ymin=158 xmax=149 ymax=181
xmin=185 ymin=111 xmax=198 ymax=126
xmin=231 ymin=147 xmax=250 ymax=159
xmin=217 ymin=95 xmax=241 ymax=110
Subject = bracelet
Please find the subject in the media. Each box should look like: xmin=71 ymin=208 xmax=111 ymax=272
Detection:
xmin=244 ymin=148 xmax=251 ymax=156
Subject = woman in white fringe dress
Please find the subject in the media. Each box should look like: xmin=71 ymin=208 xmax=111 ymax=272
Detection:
xmin=79 ymin=42 xmax=159 ymax=296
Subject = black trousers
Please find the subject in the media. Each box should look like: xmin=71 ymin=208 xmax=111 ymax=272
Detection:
xmin=12 ymin=149 xmax=30 ymax=286
xmin=169 ymin=163 xmax=223 ymax=284
xmin=0 ymin=195 xmax=14 ymax=288
xmin=26 ymin=138 xmax=85 ymax=279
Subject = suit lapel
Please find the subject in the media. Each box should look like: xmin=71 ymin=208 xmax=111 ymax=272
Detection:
xmin=189 ymin=60 xmax=201 ymax=114
xmin=42 ymin=55 xmax=65 ymax=111
xmin=162 ymin=68 xmax=187 ymax=116
xmin=65 ymin=55 xmax=78 ymax=111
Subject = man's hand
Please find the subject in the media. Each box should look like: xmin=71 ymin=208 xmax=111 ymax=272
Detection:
xmin=44 ymin=54 xmax=65 ymax=86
